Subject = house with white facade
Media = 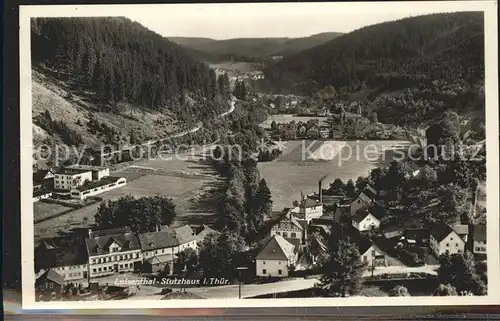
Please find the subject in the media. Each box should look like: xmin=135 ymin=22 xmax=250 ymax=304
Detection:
xmin=297 ymin=198 xmax=323 ymax=222
xmin=66 ymin=164 xmax=110 ymax=181
xmin=269 ymin=213 xmax=306 ymax=247
xmin=54 ymin=168 xmax=93 ymax=191
xmin=84 ymin=228 xmax=143 ymax=278
xmin=473 ymin=224 xmax=486 ymax=256
xmin=352 ymin=209 xmax=381 ymax=232
xmin=255 ymin=235 xmax=298 ymax=278
xmin=430 ymin=223 xmax=466 ymax=257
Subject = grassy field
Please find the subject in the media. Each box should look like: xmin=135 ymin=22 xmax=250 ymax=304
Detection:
xmin=33 ymin=201 xmax=74 ymax=222
xmin=258 ymin=140 xmax=410 ymax=210
xmin=34 ymin=146 xmax=222 ymax=241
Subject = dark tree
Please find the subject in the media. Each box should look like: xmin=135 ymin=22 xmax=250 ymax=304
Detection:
xmin=319 ymin=236 xmax=366 ymax=297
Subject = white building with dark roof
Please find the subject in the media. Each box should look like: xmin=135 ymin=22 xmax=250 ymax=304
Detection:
xmin=349 ymin=185 xmax=377 ymax=216
xmin=430 ymin=223 xmax=465 ymax=256
xmin=297 ymin=198 xmax=323 ymax=222
xmin=255 ymin=235 xmax=298 ymax=278
xmin=85 ymin=228 xmax=142 ymax=278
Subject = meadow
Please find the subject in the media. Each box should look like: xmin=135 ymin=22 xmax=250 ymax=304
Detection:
xmin=258 ymin=140 xmax=410 ymax=210
xmin=34 ymin=146 xmax=221 ymax=241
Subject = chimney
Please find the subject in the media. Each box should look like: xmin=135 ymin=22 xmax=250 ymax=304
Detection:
xmin=319 ymin=180 xmax=323 ymax=204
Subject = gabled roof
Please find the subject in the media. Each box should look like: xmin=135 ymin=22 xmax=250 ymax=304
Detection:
xmin=36 ymin=269 xmax=64 ymax=286
xmin=361 ymin=187 xmax=376 ymax=200
xmin=138 ymin=230 xmax=179 ymax=251
xmin=33 ymin=169 xmax=54 ymax=184
xmin=35 ymin=236 xmax=87 ymax=270
xmin=452 ymin=224 xmax=469 ymax=236
xmin=145 ymin=253 xmax=176 ymax=265
xmin=85 ymin=232 xmax=141 ymax=256
xmin=195 ymin=225 xmax=220 ymax=243
xmin=174 ymin=225 xmax=196 ymax=244
xmin=352 ymin=209 xmax=372 ymax=223
xmin=328 ymin=224 xmax=374 ymax=255
xmin=272 ymin=215 xmax=303 ymax=231
xmin=474 ymin=224 xmax=486 ymax=243
xmin=369 ymin=204 xmax=386 ymax=220
xmin=431 ymin=223 xmax=458 ymax=242
xmin=301 ymin=198 xmax=321 ymax=208
xmin=256 ymin=235 xmax=294 ymax=260
xmin=285 ymin=238 xmax=301 ymax=253
xmin=91 ymin=227 xmax=131 ymax=237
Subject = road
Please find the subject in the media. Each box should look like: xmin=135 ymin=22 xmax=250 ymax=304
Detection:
xmin=364 ymin=264 xmax=439 ymax=277
xmin=101 ymin=98 xmax=236 ymax=156
xmin=184 ymin=278 xmax=318 ymax=299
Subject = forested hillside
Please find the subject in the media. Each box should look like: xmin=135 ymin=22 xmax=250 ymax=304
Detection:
xmin=262 ymin=12 xmax=484 ymax=125
xmin=31 ymin=17 xmax=226 ymax=123
xmin=169 ymin=32 xmax=343 ymax=61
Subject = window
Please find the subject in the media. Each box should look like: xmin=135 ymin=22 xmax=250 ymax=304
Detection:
xmin=456 ymin=243 xmax=459 ymax=247
xmin=446 ymin=243 xmax=449 ymax=247
xmin=49 ymin=283 xmax=54 ymax=288
xmin=40 ymin=285 xmax=44 ymax=290
xmin=262 ymin=269 xmax=267 ymax=275
xmin=363 ymin=256 xmax=368 ymax=262
xmin=291 ymin=232 xmax=297 ymax=238
xmin=263 ymin=261 xmax=266 ymax=265
xmin=372 ymin=250 xmax=376 ymax=256
xmin=52 ymin=292 xmax=56 ymax=300
xmin=98 ymin=268 xmax=102 ymax=272
xmin=450 ymin=237 xmax=453 ymax=240
xmin=93 ymin=269 xmax=96 ymax=273
xmin=278 ymin=269 xmax=282 ymax=275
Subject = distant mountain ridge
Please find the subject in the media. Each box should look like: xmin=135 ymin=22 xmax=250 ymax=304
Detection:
xmin=263 ymin=12 xmax=484 ymax=94
xmin=168 ymin=32 xmax=343 ymax=61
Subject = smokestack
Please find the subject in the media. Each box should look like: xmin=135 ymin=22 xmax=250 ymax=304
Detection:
xmin=319 ymin=175 xmax=328 ymax=204
xmin=319 ymin=180 xmax=322 ymax=204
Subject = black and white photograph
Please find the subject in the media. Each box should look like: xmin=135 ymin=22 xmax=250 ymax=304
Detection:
xmin=20 ymin=2 xmax=499 ymax=308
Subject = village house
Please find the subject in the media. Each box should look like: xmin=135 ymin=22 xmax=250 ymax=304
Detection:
xmin=349 ymin=185 xmax=377 ymax=216
xmin=296 ymin=198 xmax=323 ymax=222
xmin=35 ymin=269 xmax=65 ymax=301
xmin=255 ymin=234 xmax=298 ymax=278
xmin=138 ymin=225 xmax=197 ymax=275
xmin=85 ymin=228 xmax=143 ymax=278
xmin=33 ymin=169 xmax=55 ymax=191
xmin=351 ymin=208 xmax=382 ymax=232
xmin=473 ymin=224 xmax=486 ymax=256
xmin=35 ymin=237 xmax=88 ymax=282
xmin=195 ymin=224 xmax=221 ymax=244
xmin=430 ymin=223 xmax=466 ymax=257
xmin=269 ymin=213 xmax=306 ymax=246
xmin=452 ymin=224 xmax=469 ymax=243
xmin=53 ymin=168 xmax=93 ymax=191
xmin=313 ymin=223 xmax=387 ymax=267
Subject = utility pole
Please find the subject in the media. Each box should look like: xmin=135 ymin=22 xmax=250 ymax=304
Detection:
xmin=236 ymin=266 xmax=248 ymax=299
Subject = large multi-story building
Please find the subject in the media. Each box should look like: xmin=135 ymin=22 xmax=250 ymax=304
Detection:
xmin=53 ymin=168 xmax=93 ymax=191
xmin=84 ymin=228 xmax=143 ymax=278
xmin=65 ymin=164 xmax=110 ymax=181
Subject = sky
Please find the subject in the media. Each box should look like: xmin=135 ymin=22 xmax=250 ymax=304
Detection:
xmin=122 ymin=2 xmax=482 ymax=39
xmin=22 ymin=2 xmax=485 ymax=40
